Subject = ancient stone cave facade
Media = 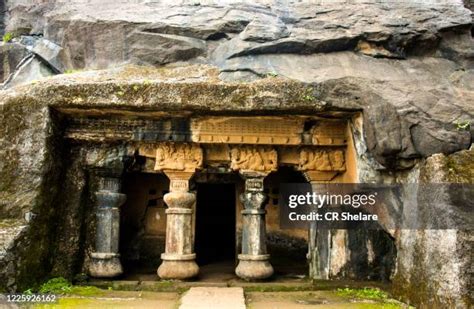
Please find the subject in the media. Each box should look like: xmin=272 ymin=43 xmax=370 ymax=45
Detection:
xmin=65 ymin=115 xmax=359 ymax=281
xmin=0 ymin=0 xmax=473 ymax=308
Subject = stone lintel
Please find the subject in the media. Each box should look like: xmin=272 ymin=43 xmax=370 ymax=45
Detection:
xmin=191 ymin=116 xmax=304 ymax=145
xmin=65 ymin=116 xmax=348 ymax=147
xmin=139 ymin=142 xmax=346 ymax=174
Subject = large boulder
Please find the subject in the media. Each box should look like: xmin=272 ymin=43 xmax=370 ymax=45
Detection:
xmin=220 ymin=52 xmax=473 ymax=167
xmin=0 ymin=42 xmax=28 ymax=83
xmin=3 ymin=0 xmax=472 ymax=68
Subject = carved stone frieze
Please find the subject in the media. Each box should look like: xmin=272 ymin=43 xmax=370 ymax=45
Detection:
xmin=154 ymin=142 xmax=203 ymax=172
xmin=310 ymin=121 xmax=347 ymax=146
xmin=191 ymin=117 xmax=303 ymax=145
xmin=230 ymin=146 xmax=277 ymax=173
xmin=298 ymin=148 xmax=345 ymax=172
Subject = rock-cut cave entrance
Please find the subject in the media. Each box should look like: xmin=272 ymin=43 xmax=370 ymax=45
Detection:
xmin=195 ymin=183 xmax=237 ymax=280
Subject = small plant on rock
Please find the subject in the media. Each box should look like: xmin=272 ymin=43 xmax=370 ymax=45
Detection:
xmin=301 ymin=87 xmax=316 ymax=101
xmin=454 ymin=120 xmax=470 ymax=131
xmin=39 ymin=277 xmax=72 ymax=294
xmin=64 ymin=69 xmax=82 ymax=74
xmin=337 ymin=287 xmax=388 ymax=301
xmin=2 ymin=32 xmax=14 ymax=43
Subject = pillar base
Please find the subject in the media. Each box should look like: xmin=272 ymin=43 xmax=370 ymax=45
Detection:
xmin=157 ymin=253 xmax=199 ymax=280
xmin=235 ymin=254 xmax=274 ymax=280
xmin=89 ymin=253 xmax=123 ymax=278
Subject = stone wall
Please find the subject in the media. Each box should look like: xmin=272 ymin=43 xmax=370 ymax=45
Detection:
xmin=50 ymin=143 xmax=132 ymax=278
xmin=0 ymin=101 xmax=63 ymax=291
xmin=0 ymin=100 xmax=58 ymax=219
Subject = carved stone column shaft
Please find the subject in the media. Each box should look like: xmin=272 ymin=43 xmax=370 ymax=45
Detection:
xmin=157 ymin=171 xmax=199 ymax=280
xmin=303 ymin=171 xmax=336 ymax=281
xmin=89 ymin=170 xmax=126 ymax=278
xmin=235 ymin=174 xmax=274 ymax=280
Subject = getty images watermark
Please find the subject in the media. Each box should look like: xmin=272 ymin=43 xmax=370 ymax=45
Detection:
xmin=287 ymin=189 xmax=379 ymax=222
xmin=279 ymin=183 xmax=473 ymax=230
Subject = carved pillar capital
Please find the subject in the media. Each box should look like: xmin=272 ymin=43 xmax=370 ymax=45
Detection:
xmin=230 ymin=146 xmax=277 ymax=174
xmin=154 ymin=142 xmax=203 ymax=172
xmin=298 ymin=148 xmax=345 ymax=172
xmin=163 ymin=170 xmax=195 ymax=193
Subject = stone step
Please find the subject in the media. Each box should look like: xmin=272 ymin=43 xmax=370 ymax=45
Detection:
xmin=179 ymin=287 xmax=246 ymax=309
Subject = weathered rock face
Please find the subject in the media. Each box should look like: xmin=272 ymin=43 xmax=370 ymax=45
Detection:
xmin=0 ymin=0 xmax=5 ymax=36
xmin=4 ymin=0 xmax=472 ymax=66
xmin=465 ymin=0 xmax=474 ymax=13
xmin=0 ymin=43 xmax=28 ymax=83
xmin=392 ymin=149 xmax=473 ymax=308
xmin=220 ymin=52 xmax=473 ymax=166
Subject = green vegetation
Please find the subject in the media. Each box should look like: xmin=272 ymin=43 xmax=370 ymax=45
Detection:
xmin=351 ymin=304 xmax=406 ymax=309
xmin=39 ymin=277 xmax=72 ymax=294
xmin=64 ymin=69 xmax=82 ymax=74
xmin=301 ymin=87 xmax=317 ymax=101
xmin=2 ymin=32 xmax=14 ymax=43
xmin=337 ymin=287 xmax=388 ymax=301
xmin=335 ymin=288 xmax=410 ymax=308
xmin=243 ymin=284 xmax=313 ymax=293
xmin=34 ymin=297 xmax=97 ymax=308
xmin=35 ymin=277 xmax=104 ymax=296
xmin=454 ymin=120 xmax=470 ymax=131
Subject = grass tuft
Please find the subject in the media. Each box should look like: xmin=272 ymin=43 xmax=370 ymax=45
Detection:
xmin=337 ymin=287 xmax=388 ymax=301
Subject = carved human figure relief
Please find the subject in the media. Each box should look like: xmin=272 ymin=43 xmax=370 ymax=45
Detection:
xmin=230 ymin=146 xmax=277 ymax=172
xmin=154 ymin=142 xmax=203 ymax=172
xmin=298 ymin=148 xmax=345 ymax=171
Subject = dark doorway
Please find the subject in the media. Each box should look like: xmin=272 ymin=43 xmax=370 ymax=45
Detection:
xmin=195 ymin=183 xmax=236 ymax=265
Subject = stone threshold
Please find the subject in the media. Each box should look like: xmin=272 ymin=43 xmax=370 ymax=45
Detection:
xmin=83 ymin=278 xmax=389 ymax=293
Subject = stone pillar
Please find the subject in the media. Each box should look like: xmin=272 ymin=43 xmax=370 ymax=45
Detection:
xmin=235 ymin=172 xmax=274 ymax=280
xmin=157 ymin=171 xmax=199 ymax=280
xmin=303 ymin=171 xmax=337 ymax=280
xmin=89 ymin=169 xmax=126 ymax=278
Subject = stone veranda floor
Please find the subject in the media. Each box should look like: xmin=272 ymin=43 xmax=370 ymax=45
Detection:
xmin=3 ymin=262 xmax=407 ymax=308
xmin=1 ymin=275 xmax=411 ymax=309
xmin=11 ymin=287 xmax=410 ymax=309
